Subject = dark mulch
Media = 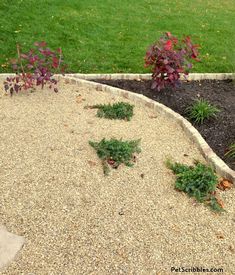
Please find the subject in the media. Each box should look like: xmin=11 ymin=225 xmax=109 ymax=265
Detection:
xmin=92 ymin=78 xmax=235 ymax=171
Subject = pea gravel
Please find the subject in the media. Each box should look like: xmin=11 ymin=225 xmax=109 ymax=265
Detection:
xmin=0 ymin=80 xmax=234 ymax=274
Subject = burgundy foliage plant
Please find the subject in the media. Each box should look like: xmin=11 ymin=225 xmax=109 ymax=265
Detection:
xmin=145 ymin=32 xmax=200 ymax=91
xmin=4 ymin=41 xmax=66 ymax=95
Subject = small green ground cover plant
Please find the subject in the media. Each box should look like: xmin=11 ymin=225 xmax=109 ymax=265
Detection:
xmin=85 ymin=102 xmax=134 ymax=121
xmin=166 ymin=159 xmax=224 ymax=212
xmin=225 ymin=142 xmax=235 ymax=162
xmin=89 ymin=138 xmax=141 ymax=175
xmin=186 ymin=99 xmax=220 ymax=124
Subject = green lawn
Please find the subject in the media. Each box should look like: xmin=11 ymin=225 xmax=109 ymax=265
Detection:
xmin=0 ymin=0 xmax=235 ymax=73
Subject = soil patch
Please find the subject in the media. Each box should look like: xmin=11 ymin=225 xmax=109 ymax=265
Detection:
xmin=92 ymin=79 xmax=235 ymax=171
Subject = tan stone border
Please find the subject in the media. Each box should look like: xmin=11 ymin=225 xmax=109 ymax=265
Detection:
xmin=65 ymin=73 xmax=235 ymax=81
xmin=0 ymin=73 xmax=235 ymax=81
xmin=57 ymin=75 xmax=235 ymax=184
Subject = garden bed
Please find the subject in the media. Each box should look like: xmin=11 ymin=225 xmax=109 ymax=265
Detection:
xmin=0 ymin=79 xmax=235 ymax=274
xmin=92 ymin=78 xmax=235 ymax=171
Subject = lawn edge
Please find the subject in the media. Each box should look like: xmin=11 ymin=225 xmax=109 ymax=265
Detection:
xmin=58 ymin=75 xmax=235 ymax=184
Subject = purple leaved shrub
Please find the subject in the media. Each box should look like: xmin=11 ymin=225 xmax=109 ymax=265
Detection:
xmin=4 ymin=41 xmax=67 ymax=96
xmin=145 ymin=32 xmax=200 ymax=91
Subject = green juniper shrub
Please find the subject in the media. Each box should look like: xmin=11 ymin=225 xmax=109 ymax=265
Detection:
xmin=85 ymin=102 xmax=134 ymax=121
xmin=186 ymin=99 xmax=220 ymax=124
xmin=225 ymin=142 xmax=235 ymax=161
xmin=89 ymin=138 xmax=141 ymax=175
xmin=208 ymin=196 xmax=225 ymax=213
xmin=166 ymin=159 xmax=224 ymax=212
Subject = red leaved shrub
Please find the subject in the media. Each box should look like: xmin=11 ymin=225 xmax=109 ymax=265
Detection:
xmin=145 ymin=32 xmax=200 ymax=91
xmin=4 ymin=41 xmax=66 ymax=95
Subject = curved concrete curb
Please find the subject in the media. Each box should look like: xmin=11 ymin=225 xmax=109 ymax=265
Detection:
xmin=0 ymin=73 xmax=235 ymax=81
xmin=58 ymin=75 xmax=235 ymax=184
xmin=0 ymin=226 xmax=24 ymax=271
xmin=65 ymin=73 xmax=235 ymax=81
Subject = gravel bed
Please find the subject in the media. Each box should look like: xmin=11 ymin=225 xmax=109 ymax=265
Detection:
xmin=0 ymin=80 xmax=234 ymax=274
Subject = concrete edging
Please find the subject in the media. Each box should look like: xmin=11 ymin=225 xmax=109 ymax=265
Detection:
xmin=0 ymin=226 xmax=25 ymax=271
xmin=65 ymin=73 xmax=235 ymax=81
xmin=0 ymin=73 xmax=234 ymax=81
xmin=58 ymin=75 xmax=235 ymax=184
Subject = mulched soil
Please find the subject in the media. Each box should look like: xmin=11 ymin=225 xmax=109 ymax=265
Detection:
xmin=92 ymin=79 xmax=235 ymax=171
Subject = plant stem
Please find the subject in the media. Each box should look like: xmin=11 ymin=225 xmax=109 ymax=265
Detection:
xmin=16 ymin=44 xmax=25 ymax=76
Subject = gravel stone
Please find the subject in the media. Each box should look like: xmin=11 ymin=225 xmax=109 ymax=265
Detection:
xmin=0 ymin=80 xmax=234 ymax=274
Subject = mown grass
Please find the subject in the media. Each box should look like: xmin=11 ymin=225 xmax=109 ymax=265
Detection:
xmin=0 ymin=0 xmax=235 ymax=73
